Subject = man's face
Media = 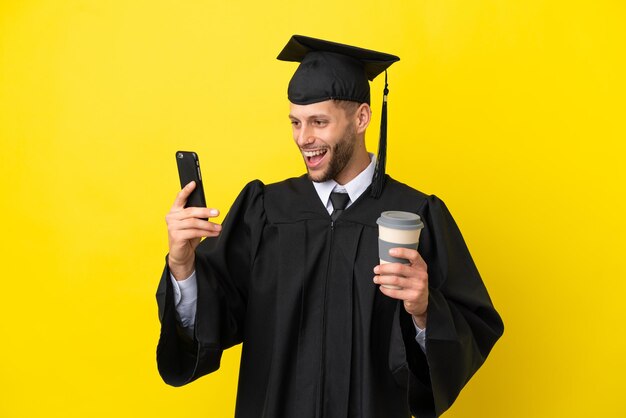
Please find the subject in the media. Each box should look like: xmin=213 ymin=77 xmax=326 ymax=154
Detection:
xmin=289 ymin=101 xmax=358 ymax=183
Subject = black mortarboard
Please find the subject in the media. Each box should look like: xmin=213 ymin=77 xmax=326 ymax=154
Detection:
xmin=277 ymin=35 xmax=400 ymax=198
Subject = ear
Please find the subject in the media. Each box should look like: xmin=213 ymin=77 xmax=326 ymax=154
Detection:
xmin=355 ymin=103 xmax=371 ymax=134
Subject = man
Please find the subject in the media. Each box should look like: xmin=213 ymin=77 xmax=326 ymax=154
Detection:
xmin=156 ymin=35 xmax=503 ymax=418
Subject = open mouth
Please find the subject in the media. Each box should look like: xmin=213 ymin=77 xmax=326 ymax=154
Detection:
xmin=302 ymin=148 xmax=328 ymax=168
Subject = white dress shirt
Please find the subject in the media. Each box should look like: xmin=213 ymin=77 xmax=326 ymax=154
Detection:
xmin=170 ymin=154 xmax=427 ymax=351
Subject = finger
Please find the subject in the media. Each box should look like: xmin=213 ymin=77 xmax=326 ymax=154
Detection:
xmin=172 ymin=228 xmax=221 ymax=242
xmin=373 ymin=264 xmax=428 ymax=290
xmin=389 ymin=248 xmax=427 ymax=269
xmin=377 ymin=283 xmax=411 ymax=300
xmin=374 ymin=262 xmax=414 ymax=278
xmin=377 ymin=282 xmax=425 ymax=306
xmin=170 ymin=218 xmax=222 ymax=233
xmin=171 ymin=181 xmax=197 ymax=210
xmin=167 ymin=207 xmax=220 ymax=222
xmin=373 ymin=274 xmax=407 ymax=289
xmin=183 ymin=207 xmax=220 ymax=220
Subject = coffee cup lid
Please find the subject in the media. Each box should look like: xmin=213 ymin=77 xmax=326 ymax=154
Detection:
xmin=376 ymin=211 xmax=424 ymax=230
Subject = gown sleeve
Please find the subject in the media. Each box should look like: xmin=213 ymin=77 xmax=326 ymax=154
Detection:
xmin=402 ymin=195 xmax=504 ymax=417
xmin=155 ymin=180 xmax=266 ymax=387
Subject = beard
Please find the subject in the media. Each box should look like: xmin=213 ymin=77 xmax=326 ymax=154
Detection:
xmin=307 ymin=124 xmax=357 ymax=183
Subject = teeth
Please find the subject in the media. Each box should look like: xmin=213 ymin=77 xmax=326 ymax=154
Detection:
xmin=303 ymin=149 xmax=327 ymax=157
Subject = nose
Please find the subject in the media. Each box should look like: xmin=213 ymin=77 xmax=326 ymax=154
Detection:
xmin=296 ymin=124 xmax=314 ymax=147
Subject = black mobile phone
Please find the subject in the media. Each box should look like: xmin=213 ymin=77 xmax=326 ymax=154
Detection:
xmin=176 ymin=151 xmax=207 ymax=208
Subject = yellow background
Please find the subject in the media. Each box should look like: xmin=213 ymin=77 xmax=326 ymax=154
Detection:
xmin=1 ymin=1 xmax=624 ymax=417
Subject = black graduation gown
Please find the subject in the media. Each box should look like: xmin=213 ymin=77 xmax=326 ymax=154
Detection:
xmin=156 ymin=175 xmax=504 ymax=418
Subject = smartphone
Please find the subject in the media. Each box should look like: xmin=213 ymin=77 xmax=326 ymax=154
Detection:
xmin=176 ymin=151 xmax=207 ymax=208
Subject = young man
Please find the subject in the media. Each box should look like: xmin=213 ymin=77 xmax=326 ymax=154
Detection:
xmin=157 ymin=35 xmax=503 ymax=418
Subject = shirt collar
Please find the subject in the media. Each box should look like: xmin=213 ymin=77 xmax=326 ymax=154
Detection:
xmin=312 ymin=153 xmax=376 ymax=209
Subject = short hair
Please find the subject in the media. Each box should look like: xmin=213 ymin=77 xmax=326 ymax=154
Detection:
xmin=332 ymin=99 xmax=361 ymax=116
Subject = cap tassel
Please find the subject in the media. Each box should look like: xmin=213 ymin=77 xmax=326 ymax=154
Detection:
xmin=370 ymin=70 xmax=389 ymax=198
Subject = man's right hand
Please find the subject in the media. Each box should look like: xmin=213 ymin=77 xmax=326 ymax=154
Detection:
xmin=166 ymin=181 xmax=222 ymax=280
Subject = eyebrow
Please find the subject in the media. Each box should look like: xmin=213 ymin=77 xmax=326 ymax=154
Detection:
xmin=288 ymin=114 xmax=330 ymax=120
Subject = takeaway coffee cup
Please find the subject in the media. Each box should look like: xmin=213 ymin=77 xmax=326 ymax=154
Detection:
xmin=376 ymin=211 xmax=425 ymax=289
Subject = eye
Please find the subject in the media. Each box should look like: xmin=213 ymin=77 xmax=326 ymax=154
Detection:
xmin=290 ymin=120 xmax=300 ymax=128
xmin=313 ymin=119 xmax=328 ymax=127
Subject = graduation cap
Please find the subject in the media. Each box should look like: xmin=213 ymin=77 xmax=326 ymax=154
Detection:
xmin=277 ymin=35 xmax=400 ymax=198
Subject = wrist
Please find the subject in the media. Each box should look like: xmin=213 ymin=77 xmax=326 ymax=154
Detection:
xmin=168 ymin=256 xmax=195 ymax=281
xmin=412 ymin=312 xmax=427 ymax=329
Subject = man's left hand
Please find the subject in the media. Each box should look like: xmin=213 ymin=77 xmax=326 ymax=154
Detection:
xmin=373 ymin=248 xmax=428 ymax=329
